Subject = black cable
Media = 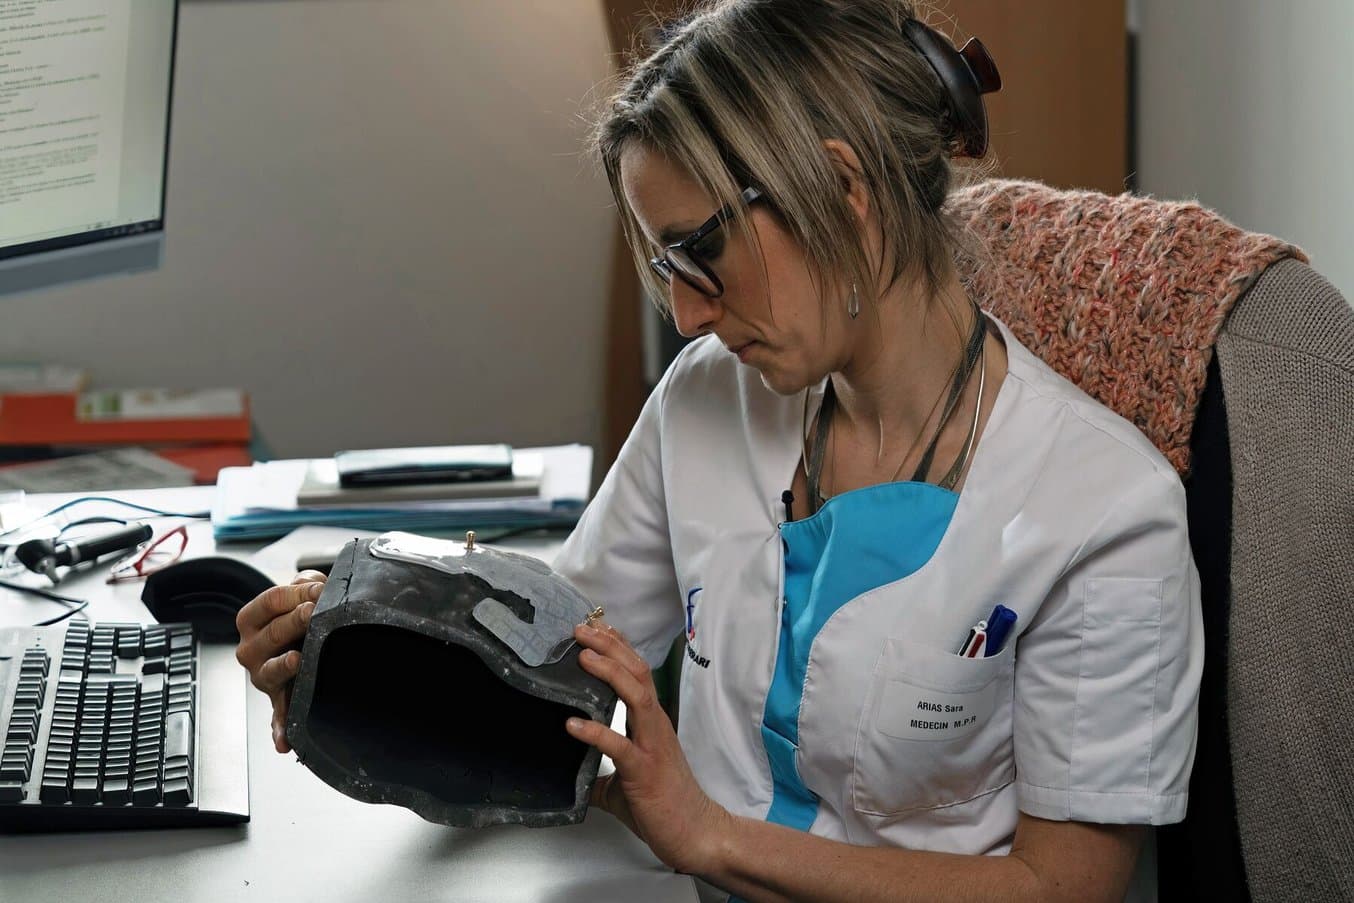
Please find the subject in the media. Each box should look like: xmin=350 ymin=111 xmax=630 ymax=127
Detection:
xmin=0 ymin=577 xmax=90 ymax=627
xmin=474 ymin=524 xmax=573 ymax=543
xmin=56 ymin=516 xmax=133 ymax=537
xmin=32 ymin=600 xmax=89 ymax=627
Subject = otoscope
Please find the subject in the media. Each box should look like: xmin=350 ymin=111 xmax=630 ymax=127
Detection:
xmin=14 ymin=523 xmax=154 ymax=584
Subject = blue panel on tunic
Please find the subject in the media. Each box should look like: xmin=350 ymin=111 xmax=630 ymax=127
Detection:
xmin=761 ymin=480 xmax=959 ymax=832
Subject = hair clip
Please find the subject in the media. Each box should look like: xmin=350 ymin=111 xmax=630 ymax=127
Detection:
xmin=902 ymin=18 xmax=1002 ymax=158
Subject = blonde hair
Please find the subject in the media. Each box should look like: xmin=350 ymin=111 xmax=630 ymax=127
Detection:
xmin=594 ymin=0 xmax=984 ymax=320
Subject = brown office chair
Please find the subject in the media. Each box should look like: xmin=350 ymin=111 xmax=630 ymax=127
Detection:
xmin=951 ymin=179 xmax=1354 ymax=902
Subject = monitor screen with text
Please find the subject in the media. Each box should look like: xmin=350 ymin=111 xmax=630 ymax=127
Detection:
xmin=0 ymin=0 xmax=177 ymax=260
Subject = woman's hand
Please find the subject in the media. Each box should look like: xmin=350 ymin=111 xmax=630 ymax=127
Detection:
xmin=234 ymin=570 xmax=327 ymax=753
xmin=565 ymin=622 xmax=731 ymax=875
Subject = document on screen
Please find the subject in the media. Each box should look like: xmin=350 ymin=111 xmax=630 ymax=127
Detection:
xmin=0 ymin=0 xmax=132 ymax=243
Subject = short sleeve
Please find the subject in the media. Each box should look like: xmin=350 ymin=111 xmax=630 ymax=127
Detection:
xmin=552 ymin=368 xmax=684 ymax=669
xmin=1013 ymin=466 xmax=1204 ymax=825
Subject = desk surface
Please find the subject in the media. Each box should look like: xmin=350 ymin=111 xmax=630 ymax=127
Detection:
xmin=0 ymin=487 xmax=698 ymax=903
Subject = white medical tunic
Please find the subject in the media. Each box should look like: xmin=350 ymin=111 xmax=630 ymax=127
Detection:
xmin=553 ymin=315 xmax=1203 ymax=895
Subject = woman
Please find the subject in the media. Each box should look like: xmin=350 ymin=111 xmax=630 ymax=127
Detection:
xmin=236 ymin=2 xmax=1202 ymax=900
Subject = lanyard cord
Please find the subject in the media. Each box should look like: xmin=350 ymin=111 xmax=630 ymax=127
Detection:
xmin=905 ymin=301 xmax=988 ymax=484
xmin=935 ymin=335 xmax=987 ymax=491
xmin=804 ymin=302 xmax=988 ymax=515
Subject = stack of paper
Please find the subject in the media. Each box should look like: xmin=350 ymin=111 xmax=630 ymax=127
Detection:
xmin=0 ymin=448 xmax=197 ymax=492
xmin=212 ymin=445 xmax=592 ymax=542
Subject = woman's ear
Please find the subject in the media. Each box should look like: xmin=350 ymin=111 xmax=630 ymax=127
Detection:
xmin=822 ymin=138 xmax=870 ymax=226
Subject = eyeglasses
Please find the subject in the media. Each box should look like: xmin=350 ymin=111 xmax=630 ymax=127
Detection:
xmin=105 ymin=525 xmax=188 ymax=583
xmin=649 ymin=186 xmax=762 ymax=298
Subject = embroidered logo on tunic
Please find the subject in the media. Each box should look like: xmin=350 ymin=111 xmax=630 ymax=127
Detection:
xmin=684 ymin=586 xmax=710 ymax=669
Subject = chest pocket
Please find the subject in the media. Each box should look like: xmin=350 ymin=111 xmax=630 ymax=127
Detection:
xmin=852 ymin=637 xmax=1015 ymax=816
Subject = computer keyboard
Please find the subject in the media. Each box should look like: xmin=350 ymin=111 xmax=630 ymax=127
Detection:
xmin=0 ymin=619 xmax=249 ymax=832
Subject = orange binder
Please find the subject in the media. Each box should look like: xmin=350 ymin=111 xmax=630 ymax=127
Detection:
xmin=0 ymin=391 xmax=252 ymax=446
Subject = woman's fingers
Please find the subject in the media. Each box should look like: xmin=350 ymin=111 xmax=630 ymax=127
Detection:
xmin=271 ymin=692 xmax=294 ymax=754
xmin=235 ymin=572 xmax=326 ymax=755
xmin=575 ymin=623 xmax=650 ymax=683
xmin=566 ymin=716 xmax=633 ymax=768
xmin=576 ymin=645 xmax=670 ymax=738
xmin=237 ymin=580 xmax=323 ymax=635
xmin=264 ymin=654 xmax=300 ymax=753
xmin=264 ymin=599 xmax=313 ymax=648
xmin=235 ymin=579 xmax=320 ymax=661
xmin=256 ymin=649 xmax=302 ymax=695
xmin=574 ymin=622 xmax=671 ymax=736
xmin=236 ymin=599 xmax=314 ymax=673
xmin=566 ymin=624 xmax=660 ymax=779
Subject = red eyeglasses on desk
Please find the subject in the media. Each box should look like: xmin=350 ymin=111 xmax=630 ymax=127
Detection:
xmin=105 ymin=525 xmax=189 ymax=583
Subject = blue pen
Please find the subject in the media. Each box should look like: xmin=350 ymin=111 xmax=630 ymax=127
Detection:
xmin=983 ymin=604 xmax=1017 ymax=657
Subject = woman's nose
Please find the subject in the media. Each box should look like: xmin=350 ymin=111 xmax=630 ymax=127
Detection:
xmin=670 ymin=279 xmax=721 ymax=338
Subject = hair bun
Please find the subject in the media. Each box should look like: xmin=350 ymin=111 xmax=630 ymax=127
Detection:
xmin=902 ymin=18 xmax=1002 ymax=158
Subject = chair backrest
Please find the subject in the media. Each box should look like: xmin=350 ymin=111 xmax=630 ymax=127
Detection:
xmin=1202 ymin=258 xmax=1354 ymax=901
xmin=950 ymin=179 xmax=1354 ymax=900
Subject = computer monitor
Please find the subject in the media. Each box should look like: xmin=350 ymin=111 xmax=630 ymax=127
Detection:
xmin=0 ymin=1 xmax=179 ymax=297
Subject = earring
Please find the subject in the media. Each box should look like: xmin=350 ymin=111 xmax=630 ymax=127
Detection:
xmin=848 ymin=281 xmax=860 ymax=319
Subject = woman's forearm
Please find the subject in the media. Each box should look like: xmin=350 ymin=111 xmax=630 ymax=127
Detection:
xmin=694 ymin=811 xmax=1037 ymax=903
xmin=693 ymin=810 xmax=1136 ymax=903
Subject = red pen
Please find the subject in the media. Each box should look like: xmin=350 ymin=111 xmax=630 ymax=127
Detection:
xmin=966 ymin=629 xmax=987 ymax=658
xmin=959 ymin=619 xmax=988 ymax=657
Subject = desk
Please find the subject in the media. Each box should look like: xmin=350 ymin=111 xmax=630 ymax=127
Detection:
xmin=0 ymin=487 xmax=698 ymax=903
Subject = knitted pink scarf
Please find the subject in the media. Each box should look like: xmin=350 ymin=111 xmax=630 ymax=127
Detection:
xmin=950 ymin=179 xmax=1306 ymax=475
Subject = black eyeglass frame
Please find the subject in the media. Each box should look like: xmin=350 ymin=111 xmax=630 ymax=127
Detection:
xmin=648 ymin=186 xmax=763 ymax=298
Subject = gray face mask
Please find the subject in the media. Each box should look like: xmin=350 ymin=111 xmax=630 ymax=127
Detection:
xmin=286 ymin=532 xmax=616 ymax=828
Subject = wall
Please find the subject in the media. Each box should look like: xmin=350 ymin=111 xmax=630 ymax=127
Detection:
xmin=1137 ymin=0 xmax=1354 ymax=299
xmin=954 ymin=0 xmax=1126 ymax=194
xmin=0 ymin=0 xmax=617 ymax=460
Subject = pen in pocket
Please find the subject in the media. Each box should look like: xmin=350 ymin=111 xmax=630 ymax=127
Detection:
xmin=983 ymin=605 xmax=1017 ymax=657
xmin=958 ymin=620 xmax=987 ymax=657
xmin=956 ymin=605 xmax=1018 ymax=658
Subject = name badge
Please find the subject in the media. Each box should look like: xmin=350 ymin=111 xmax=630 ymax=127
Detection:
xmin=875 ymin=675 xmax=999 ymax=742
